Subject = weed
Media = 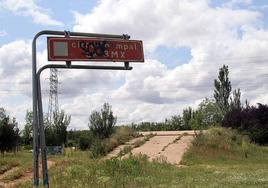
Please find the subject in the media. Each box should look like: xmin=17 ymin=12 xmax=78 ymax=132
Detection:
xmin=118 ymin=146 xmax=132 ymax=157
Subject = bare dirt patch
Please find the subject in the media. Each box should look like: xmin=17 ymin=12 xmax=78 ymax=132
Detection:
xmin=131 ymin=135 xmax=178 ymax=161
xmin=160 ymin=135 xmax=194 ymax=164
xmin=105 ymin=131 xmax=195 ymax=165
xmin=130 ymin=131 xmax=195 ymax=165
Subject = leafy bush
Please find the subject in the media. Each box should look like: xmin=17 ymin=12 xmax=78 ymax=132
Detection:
xmin=189 ymin=99 xmax=223 ymax=130
xmin=112 ymin=126 xmax=137 ymax=144
xmin=90 ymin=139 xmax=106 ymax=158
xmin=79 ymin=133 xmax=93 ymax=150
xmin=223 ymin=103 xmax=268 ymax=145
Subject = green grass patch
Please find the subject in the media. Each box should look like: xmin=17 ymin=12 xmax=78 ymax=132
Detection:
xmin=0 ymin=151 xmax=32 ymax=173
xmin=2 ymin=168 xmax=24 ymax=182
xmin=6 ymin=128 xmax=268 ymax=187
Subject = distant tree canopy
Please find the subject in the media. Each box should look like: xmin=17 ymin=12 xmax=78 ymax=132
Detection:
xmin=89 ymin=103 xmax=116 ymax=138
xmin=0 ymin=108 xmax=20 ymax=153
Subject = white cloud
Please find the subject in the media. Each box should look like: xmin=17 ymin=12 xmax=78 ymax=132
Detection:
xmin=0 ymin=0 xmax=268 ymax=130
xmin=251 ymin=94 xmax=268 ymax=105
xmin=0 ymin=0 xmax=63 ymax=26
xmin=73 ymin=0 xmax=260 ymax=51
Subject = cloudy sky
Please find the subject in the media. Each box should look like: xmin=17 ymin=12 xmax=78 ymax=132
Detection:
xmin=0 ymin=0 xmax=268 ymax=130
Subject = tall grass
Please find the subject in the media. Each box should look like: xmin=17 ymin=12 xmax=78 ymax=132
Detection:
xmin=8 ymin=127 xmax=268 ymax=187
xmin=182 ymin=127 xmax=268 ymax=165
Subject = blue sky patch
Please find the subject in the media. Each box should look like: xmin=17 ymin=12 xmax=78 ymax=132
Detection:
xmin=147 ymin=46 xmax=192 ymax=69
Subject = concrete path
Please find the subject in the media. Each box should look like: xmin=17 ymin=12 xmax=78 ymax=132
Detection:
xmin=131 ymin=131 xmax=195 ymax=165
xmin=131 ymin=135 xmax=178 ymax=161
xmin=160 ymin=135 xmax=194 ymax=164
xmin=105 ymin=131 xmax=196 ymax=165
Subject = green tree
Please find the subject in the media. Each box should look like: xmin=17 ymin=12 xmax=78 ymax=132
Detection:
xmin=182 ymin=107 xmax=194 ymax=130
xmin=45 ymin=110 xmax=71 ymax=146
xmin=198 ymin=98 xmax=222 ymax=126
xmin=165 ymin=115 xmax=183 ymax=130
xmin=22 ymin=110 xmax=33 ymax=145
xmin=214 ymin=65 xmax=232 ymax=114
xmin=53 ymin=110 xmax=71 ymax=145
xmin=0 ymin=108 xmax=20 ymax=154
xmin=189 ymin=110 xmax=204 ymax=130
xmin=189 ymin=99 xmax=222 ymax=129
xmin=230 ymin=88 xmax=242 ymax=111
xmin=89 ymin=103 xmax=116 ymax=138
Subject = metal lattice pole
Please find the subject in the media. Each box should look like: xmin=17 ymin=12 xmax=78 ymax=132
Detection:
xmin=48 ymin=68 xmax=59 ymax=123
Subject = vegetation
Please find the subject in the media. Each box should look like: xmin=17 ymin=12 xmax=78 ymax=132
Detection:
xmin=0 ymin=108 xmax=20 ymax=154
xmin=10 ymin=127 xmax=268 ymax=188
xmin=0 ymin=151 xmax=32 ymax=184
xmin=21 ymin=110 xmax=33 ymax=146
xmin=91 ymin=126 xmax=137 ymax=158
xmin=45 ymin=110 xmax=71 ymax=146
xmin=0 ymin=64 xmax=267 ymax=187
xmin=223 ymin=103 xmax=268 ymax=145
xmin=89 ymin=102 xmax=116 ymax=139
xmin=214 ymin=64 xmax=232 ymax=115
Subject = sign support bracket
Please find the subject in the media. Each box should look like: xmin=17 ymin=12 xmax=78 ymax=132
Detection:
xmin=32 ymin=30 xmax=132 ymax=188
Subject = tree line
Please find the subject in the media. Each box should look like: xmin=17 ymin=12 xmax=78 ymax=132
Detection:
xmin=0 ymin=64 xmax=267 ymax=154
xmin=132 ymin=65 xmax=268 ymax=145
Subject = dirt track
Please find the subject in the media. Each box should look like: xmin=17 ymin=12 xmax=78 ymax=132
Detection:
xmin=131 ymin=131 xmax=195 ymax=164
xmin=106 ymin=131 xmax=196 ymax=165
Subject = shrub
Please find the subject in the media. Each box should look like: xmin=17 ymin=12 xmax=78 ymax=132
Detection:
xmin=102 ymin=126 xmax=137 ymax=154
xmin=79 ymin=133 xmax=93 ymax=150
xmin=112 ymin=126 xmax=136 ymax=144
xmin=90 ymin=139 xmax=106 ymax=158
xmin=182 ymin=127 xmax=253 ymax=164
xmin=192 ymin=127 xmax=245 ymax=151
xmin=223 ymin=103 xmax=268 ymax=145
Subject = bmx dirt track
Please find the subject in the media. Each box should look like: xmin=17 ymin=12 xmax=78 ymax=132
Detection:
xmin=133 ymin=131 xmax=195 ymax=165
xmin=107 ymin=131 xmax=196 ymax=165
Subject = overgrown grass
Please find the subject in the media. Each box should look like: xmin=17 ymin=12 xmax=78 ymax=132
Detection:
xmin=0 ymin=151 xmax=32 ymax=182
xmin=133 ymin=133 xmax=154 ymax=148
xmin=1 ymin=168 xmax=24 ymax=182
xmin=181 ymin=127 xmax=268 ymax=165
xmin=5 ymin=128 xmax=268 ymax=187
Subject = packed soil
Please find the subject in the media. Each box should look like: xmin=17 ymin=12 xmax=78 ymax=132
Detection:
xmin=160 ymin=135 xmax=194 ymax=164
xmin=131 ymin=135 xmax=179 ymax=161
xmin=107 ymin=131 xmax=195 ymax=165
